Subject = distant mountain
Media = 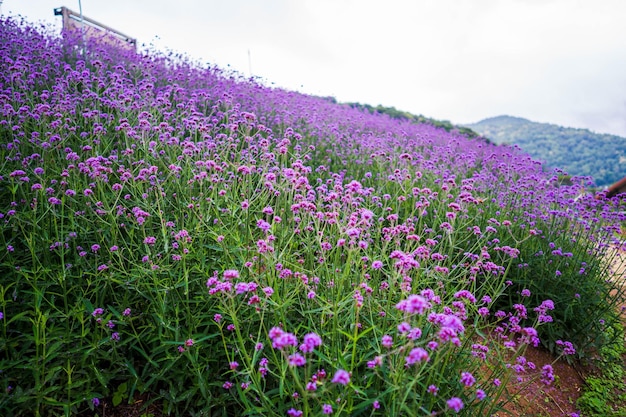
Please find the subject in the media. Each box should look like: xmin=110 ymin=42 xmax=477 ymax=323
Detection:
xmin=464 ymin=115 xmax=626 ymax=187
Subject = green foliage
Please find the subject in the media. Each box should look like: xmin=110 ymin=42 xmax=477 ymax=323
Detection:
xmin=488 ymin=215 xmax=626 ymax=358
xmin=466 ymin=115 xmax=626 ymax=187
xmin=577 ymin=325 xmax=626 ymax=416
xmin=112 ymin=382 xmax=129 ymax=407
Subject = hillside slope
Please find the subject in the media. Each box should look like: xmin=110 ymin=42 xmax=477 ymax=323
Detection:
xmin=465 ymin=115 xmax=626 ymax=187
xmin=1 ymin=16 xmax=625 ymax=417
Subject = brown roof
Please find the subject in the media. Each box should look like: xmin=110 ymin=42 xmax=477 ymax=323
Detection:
xmin=604 ymin=176 xmax=626 ymax=198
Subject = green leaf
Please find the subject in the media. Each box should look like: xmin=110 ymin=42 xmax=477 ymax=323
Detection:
xmin=115 ymin=382 xmax=128 ymax=398
xmin=44 ymin=341 xmax=64 ymax=363
xmin=112 ymin=392 xmax=123 ymax=407
xmin=108 ymin=304 xmax=121 ymax=319
xmin=82 ymin=298 xmax=94 ymax=314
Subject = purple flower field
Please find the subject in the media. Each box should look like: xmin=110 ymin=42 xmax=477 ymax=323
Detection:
xmin=0 ymin=16 xmax=625 ymax=416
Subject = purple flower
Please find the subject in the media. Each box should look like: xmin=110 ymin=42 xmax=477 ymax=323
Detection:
xmin=396 ymin=294 xmax=431 ymax=315
xmin=556 ymin=340 xmax=576 ymax=355
xmin=406 ymin=327 xmax=422 ymax=340
xmin=91 ymin=397 xmax=100 ymax=407
xmin=235 ymin=282 xmax=250 ymax=294
xmin=381 ymin=334 xmax=393 ymax=348
xmin=331 ymin=369 xmax=350 ymax=385
xmin=405 ymin=347 xmax=429 ymax=366
xmin=541 ymin=364 xmax=554 ymax=385
xmin=534 ymin=299 xmax=555 ymax=322
xmin=287 ymin=409 xmax=303 ymax=417
xmin=288 ymin=353 xmax=306 ymax=367
xmin=476 ymin=389 xmax=486 ymax=400
xmin=9 ymin=170 xmax=26 ymax=177
xmin=397 ymin=321 xmax=411 ymax=334
xmin=454 ymin=290 xmax=476 ymax=303
xmin=367 ymin=356 xmax=383 ymax=368
xmin=538 ymin=314 xmax=553 ymax=323
xmin=223 ymin=269 xmax=239 ymax=280
xmin=513 ymin=304 xmax=528 ymax=318
xmin=256 ymin=219 xmax=271 ymax=233
xmin=300 ymin=332 xmax=322 ymax=352
xmin=446 ymin=397 xmax=464 ymax=413
xmin=269 ymin=327 xmax=298 ymax=350
xmin=460 ymin=371 xmax=475 ymax=387
xmin=322 ymin=404 xmax=333 ymax=414
xmin=111 ymin=332 xmax=120 ymax=341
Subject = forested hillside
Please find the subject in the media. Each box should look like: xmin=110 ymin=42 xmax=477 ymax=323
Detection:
xmin=465 ymin=115 xmax=626 ymax=187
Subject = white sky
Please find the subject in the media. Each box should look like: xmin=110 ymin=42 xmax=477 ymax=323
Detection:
xmin=2 ymin=0 xmax=626 ymax=137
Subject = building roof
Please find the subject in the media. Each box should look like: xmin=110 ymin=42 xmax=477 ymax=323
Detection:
xmin=604 ymin=176 xmax=626 ymax=199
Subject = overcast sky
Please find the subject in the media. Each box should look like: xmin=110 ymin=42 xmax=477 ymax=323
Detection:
xmin=2 ymin=0 xmax=626 ymax=137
